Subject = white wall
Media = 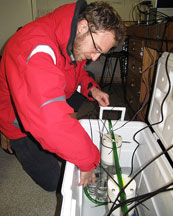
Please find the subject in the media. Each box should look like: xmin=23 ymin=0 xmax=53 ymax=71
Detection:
xmin=103 ymin=0 xmax=156 ymax=22
xmin=0 ymin=0 xmax=157 ymax=82
xmin=35 ymin=0 xmax=156 ymax=23
xmin=0 ymin=0 xmax=34 ymax=55
xmin=35 ymin=0 xmax=74 ymax=18
xmin=0 ymin=0 xmax=157 ymax=54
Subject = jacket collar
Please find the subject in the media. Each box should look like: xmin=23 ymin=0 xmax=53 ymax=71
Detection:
xmin=66 ymin=0 xmax=87 ymax=66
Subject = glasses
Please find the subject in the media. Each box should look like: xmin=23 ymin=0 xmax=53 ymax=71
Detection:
xmin=88 ymin=26 xmax=104 ymax=54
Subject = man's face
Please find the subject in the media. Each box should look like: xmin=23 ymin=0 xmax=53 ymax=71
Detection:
xmin=73 ymin=22 xmax=116 ymax=62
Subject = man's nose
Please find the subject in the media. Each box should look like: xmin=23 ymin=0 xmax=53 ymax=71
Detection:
xmin=91 ymin=52 xmax=101 ymax=62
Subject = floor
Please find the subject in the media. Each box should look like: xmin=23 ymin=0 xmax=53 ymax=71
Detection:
xmin=0 ymin=83 xmax=133 ymax=216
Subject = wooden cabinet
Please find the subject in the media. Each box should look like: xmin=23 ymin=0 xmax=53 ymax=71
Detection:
xmin=126 ymin=38 xmax=144 ymax=113
xmin=126 ymin=23 xmax=173 ymax=121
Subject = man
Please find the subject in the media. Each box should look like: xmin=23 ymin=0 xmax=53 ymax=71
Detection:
xmin=0 ymin=0 xmax=124 ymax=191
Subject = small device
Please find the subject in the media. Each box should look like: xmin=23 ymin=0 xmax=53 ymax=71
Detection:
xmin=101 ymin=133 xmax=122 ymax=166
xmin=108 ymin=174 xmax=136 ymax=216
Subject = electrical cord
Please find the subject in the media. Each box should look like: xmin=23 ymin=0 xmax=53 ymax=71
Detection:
xmin=124 ymin=186 xmax=173 ymax=216
xmin=112 ymin=50 xmax=170 ymax=177
xmin=129 ymin=46 xmax=156 ymax=121
xmin=110 ymin=181 xmax=173 ymax=216
xmin=128 ymin=47 xmax=155 ymax=174
xmin=100 ymin=55 xmax=115 ymax=88
xmin=107 ymin=46 xmax=159 ymax=130
xmin=131 ymin=4 xmax=138 ymax=23
xmin=82 ymin=103 xmax=173 ymax=214
xmin=157 ymin=21 xmax=170 ymax=54
xmin=130 ymin=0 xmax=173 ymax=25
xmin=100 ymin=164 xmax=119 ymax=188
xmin=134 ymin=193 xmax=150 ymax=212
xmin=139 ymin=47 xmax=155 ymax=120
xmin=83 ymin=51 xmax=171 ymax=174
xmin=82 ymin=107 xmax=171 ymax=211
xmin=80 ymin=51 xmax=172 ymax=215
xmin=106 ymin=52 xmax=172 ymax=215
xmin=83 ymin=113 xmax=126 ymax=207
xmin=111 ymin=183 xmax=173 ymax=212
xmin=106 ymin=144 xmax=173 ymax=216
xmin=129 ymin=52 xmax=171 ymax=176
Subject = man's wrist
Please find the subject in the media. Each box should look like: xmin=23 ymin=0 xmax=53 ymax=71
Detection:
xmin=88 ymin=87 xmax=97 ymax=97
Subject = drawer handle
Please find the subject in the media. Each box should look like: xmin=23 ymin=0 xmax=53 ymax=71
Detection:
xmin=138 ymin=67 xmax=142 ymax=74
xmin=132 ymin=47 xmax=136 ymax=51
xmin=137 ymin=91 xmax=140 ymax=96
xmin=140 ymin=48 xmax=144 ymax=57
xmin=132 ymin=64 xmax=136 ymax=70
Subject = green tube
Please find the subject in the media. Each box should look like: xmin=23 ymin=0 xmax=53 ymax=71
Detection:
xmin=108 ymin=120 xmax=129 ymax=216
xmin=83 ymin=186 xmax=106 ymax=205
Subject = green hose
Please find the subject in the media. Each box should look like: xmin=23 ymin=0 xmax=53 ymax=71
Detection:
xmin=108 ymin=119 xmax=129 ymax=216
xmin=83 ymin=186 xmax=106 ymax=205
xmin=83 ymin=119 xmax=129 ymax=215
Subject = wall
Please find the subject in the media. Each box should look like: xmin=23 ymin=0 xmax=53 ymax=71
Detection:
xmin=0 ymin=0 xmax=34 ymax=55
xmin=35 ymin=0 xmax=74 ymax=18
xmin=0 ymin=0 xmax=156 ymax=82
xmin=0 ymin=0 xmax=157 ymax=54
xmin=35 ymin=0 xmax=156 ymax=21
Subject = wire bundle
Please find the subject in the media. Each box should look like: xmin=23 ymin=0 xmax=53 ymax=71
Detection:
xmin=82 ymin=43 xmax=173 ymax=216
xmin=131 ymin=1 xmax=173 ymax=25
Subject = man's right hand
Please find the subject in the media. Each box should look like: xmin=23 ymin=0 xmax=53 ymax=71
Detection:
xmin=78 ymin=169 xmax=96 ymax=188
xmin=90 ymin=87 xmax=109 ymax=107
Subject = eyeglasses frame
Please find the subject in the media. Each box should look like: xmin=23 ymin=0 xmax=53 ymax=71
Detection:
xmin=87 ymin=25 xmax=104 ymax=54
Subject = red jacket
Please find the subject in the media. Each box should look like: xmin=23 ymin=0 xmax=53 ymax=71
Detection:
xmin=0 ymin=1 xmax=100 ymax=171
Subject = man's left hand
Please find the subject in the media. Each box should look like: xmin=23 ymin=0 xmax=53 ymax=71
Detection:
xmin=90 ymin=87 xmax=109 ymax=107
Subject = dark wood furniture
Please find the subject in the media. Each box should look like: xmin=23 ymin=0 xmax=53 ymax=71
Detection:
xmin=126 ymin=22 xmax=173 ymax=121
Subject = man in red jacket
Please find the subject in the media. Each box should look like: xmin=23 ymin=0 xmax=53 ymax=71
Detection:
xmin=0 ymin=0 xmax=124 ymax=191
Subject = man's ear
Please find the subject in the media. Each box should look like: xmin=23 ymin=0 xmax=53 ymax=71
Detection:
xmin=77 ymin=19 xmax=88 ymax=34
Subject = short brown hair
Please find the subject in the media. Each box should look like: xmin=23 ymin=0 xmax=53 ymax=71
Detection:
xmin=78 ymin=1 xmax=125 ymax=44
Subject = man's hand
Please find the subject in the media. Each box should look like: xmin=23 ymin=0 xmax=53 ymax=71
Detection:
xmin=90 ymin=87 xmax=109 ymax=107
xmin=79 ymin=169 xmax=96 ymax=188
xmin=1 ymin=133 xmax=13 ymax=154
